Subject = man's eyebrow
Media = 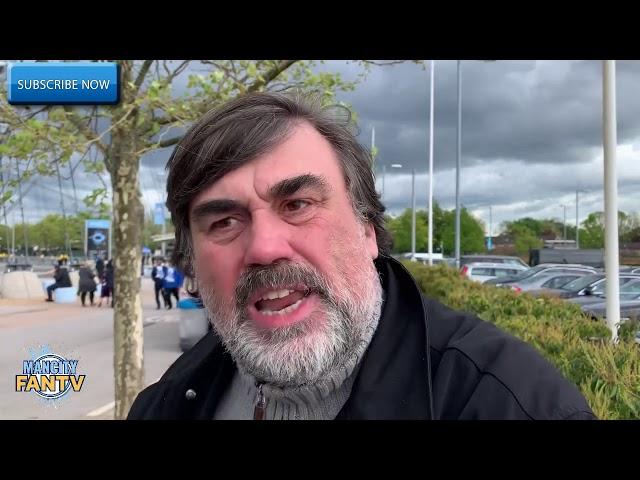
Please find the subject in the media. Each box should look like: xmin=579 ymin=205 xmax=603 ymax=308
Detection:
xmin=268 ymin=174 xmax=331 ymax=199
xmin=190 ymin=199 xmax=247 ymax=221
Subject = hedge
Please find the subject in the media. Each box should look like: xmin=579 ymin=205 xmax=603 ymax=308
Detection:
xmin=402 ymin=261 xmax=640 ymax=419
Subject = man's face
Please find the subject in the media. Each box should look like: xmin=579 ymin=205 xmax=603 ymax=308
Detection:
xmin=188 ymin=122 xmax=383 ymax=386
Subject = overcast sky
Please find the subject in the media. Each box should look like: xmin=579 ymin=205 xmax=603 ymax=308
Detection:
xmin=6 ymin=60 xmax=640 ymax=236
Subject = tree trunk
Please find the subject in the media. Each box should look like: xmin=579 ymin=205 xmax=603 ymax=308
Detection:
xmin=111 ymin=61 xmax=145 ymax=420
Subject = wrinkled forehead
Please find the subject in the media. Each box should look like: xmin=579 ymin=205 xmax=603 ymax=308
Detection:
xmin=190 ymin=122 xmax=348 ymax=206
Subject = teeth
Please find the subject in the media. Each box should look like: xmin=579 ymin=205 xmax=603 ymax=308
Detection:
xmin=260 ymin=298 xmax=303 ymax=316
xmin=261 ymin=289 xmax=293 ymax=301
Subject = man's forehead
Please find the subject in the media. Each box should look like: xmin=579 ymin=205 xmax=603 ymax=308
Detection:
xmin=191 ymin=123 xmax=344 ymax=203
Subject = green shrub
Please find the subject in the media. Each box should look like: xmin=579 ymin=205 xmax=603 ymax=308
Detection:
xmin=402 ymin=261 xmax=640 ymax=419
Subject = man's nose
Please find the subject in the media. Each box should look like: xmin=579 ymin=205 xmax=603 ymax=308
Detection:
xmin=243 ymin=211 xmax=295 ymax=266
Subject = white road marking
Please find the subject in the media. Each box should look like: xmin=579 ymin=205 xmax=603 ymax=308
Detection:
xmin=86 ymin=377 xmax=162 ymax=417
xmin=86 ymin=401 xmax=115 ymax=417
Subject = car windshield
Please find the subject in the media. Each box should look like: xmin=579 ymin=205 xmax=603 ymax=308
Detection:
xmin=509 ymin=264 xmax=548 ymax=281
xmin=560 ymin=274 xmax=602 ymax=292
xmin=518 ymin=273 xmax=558 ymax=285
xmin=620 ymin=279 xmax=640 ymax=294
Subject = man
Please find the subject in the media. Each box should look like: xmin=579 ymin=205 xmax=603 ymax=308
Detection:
xmin=46 ymin=261 xmax=72 ymax=302
xmin=161 ymin=262 xmax=182 ymax=309
xmin=128 ymin=92 xmax=596 ymax=420
xmin=151 ymin=258 xmax=167 ymax=310
xmin=95 ymin=255 xmax=105 ymax=281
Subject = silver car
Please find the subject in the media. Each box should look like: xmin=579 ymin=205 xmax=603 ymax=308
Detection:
xmin=508 ymin=269 xmax=593 ymax=293
xmin=461 ymin=262 xmax=529 ymax=283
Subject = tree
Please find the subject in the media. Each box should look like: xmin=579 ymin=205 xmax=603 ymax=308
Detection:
xmin=439 ymin=206 xmax=485 ymax=256
xmin=579 ymin=210 xmax=634 ymax=248
xmin=580 ymin=212 xmax=605 ymax=249
xmin=387 ymin=208 xmax=428 ymax=253
xmin=511 ymin=225 xmax=542 ymax=256
xmin=0 ymin=60 xmax=387 ymax=418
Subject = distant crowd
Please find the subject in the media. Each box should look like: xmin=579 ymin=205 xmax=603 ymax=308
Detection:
xmin=44 ymin=255 xmax=185 ymax=309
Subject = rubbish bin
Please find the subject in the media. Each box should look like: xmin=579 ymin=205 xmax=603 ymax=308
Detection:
xmin=178 ymin=297 xmax=209 ymax=352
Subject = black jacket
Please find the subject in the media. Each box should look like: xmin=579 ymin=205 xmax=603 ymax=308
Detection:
xmin=54 ymin=267 xmax=72 ymax=288
xmin=128 ymin=256 xmax=596 ymax=420
xmin=78 ymin=267 xmax=97 ymax=293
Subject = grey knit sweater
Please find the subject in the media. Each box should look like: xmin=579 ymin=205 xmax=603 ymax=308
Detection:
xmin=214 ymin=312 xmax=380 ymax=420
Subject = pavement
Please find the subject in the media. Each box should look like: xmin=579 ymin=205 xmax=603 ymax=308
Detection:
xmin=0 ymin=276 xmax=186 ymax=420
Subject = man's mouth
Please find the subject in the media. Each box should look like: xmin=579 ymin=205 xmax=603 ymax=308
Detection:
xmin=254 ymin=288 xmax=311 ymax=316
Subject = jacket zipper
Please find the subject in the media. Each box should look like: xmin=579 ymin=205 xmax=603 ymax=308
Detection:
xmin=253 ymin=382 xmax=266 ymax=420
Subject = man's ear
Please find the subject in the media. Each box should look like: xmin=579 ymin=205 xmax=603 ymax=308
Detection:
xmin=363 ymin=222 xmax=379 ymax=259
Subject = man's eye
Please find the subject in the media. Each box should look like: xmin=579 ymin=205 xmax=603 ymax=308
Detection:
xmin=210 ymin=217 xmax=238 ymax=231
xmin=283 ymin=200 xmax=310 ymax=212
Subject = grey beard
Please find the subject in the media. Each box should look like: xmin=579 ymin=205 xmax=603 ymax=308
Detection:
xmin=199 ymin=260 xmax=383 ymax=388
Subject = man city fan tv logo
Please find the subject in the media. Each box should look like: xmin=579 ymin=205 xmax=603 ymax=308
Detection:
xmin=16 ymin=353 xmax=85 ymax=399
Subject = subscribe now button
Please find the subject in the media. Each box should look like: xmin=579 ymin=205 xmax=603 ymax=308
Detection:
xmin=7 ymin=62 xmax=119 ymax=105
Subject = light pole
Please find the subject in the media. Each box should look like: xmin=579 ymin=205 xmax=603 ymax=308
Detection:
xmin=602 ymin=60 xmax=620 ymax=342
xmin=411 ymin=168 xmax=416 ymax=261
xmin=381 ymin=163 xmax=402 ymax=205
xmin=371 ymin=125 xmax=376 ymax=172
xmin=387 ymin=164 xmax=416 ymax=260
xmin=455 ymin=60 xmax=461 ymax=268
xmin=15 ymin=159 xmax=29 ymax=261
xmin=575 ymin=188 xmax=587 ymax=248
xmin=0 ymin=122 xmax=10 ymax=257
xmin=560 ymin=204 xmax=567 ymax=240
xmin=488 ymin=205 xmax=493 ymax=250
xmin=428 ymin=60 xmax=435 ymax=266
xmin=455 ymin=60 xmax=495 ymax=267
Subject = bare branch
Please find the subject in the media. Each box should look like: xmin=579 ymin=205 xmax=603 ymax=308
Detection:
xmin=133 ymin=60 xmax=154 ymax=94
xmin=247 ymin=60 xmax=298 ymax=93
xmin=165 ymin=60 xmax=190 ymax=84
xmin=157 ymin=135 xmax=181 ymax=149
xmin=63 ymin=106 xmax=108 ymax=154
xmin=361 ymin=60 xmax=411 ymax=66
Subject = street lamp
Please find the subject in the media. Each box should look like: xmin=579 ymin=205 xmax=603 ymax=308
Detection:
xmin=602 ymin=60 xmax=620 ymax=342
xmin=560 ymin=204 xmax=567 ymax=240
xmin=575 ymin=188 xmax=587 ymax=249
xmin=381 ymin=163 xmax=402 ymax=204
xmin=0 ymin=122 xmax=11 ymax=257
xmin=428 ymin=60 xmax=435 ymax=266
xmin=455 ymin=60 xmax=496 ymax=268
xmin=387 ymin=164 xmax=418 ymax=262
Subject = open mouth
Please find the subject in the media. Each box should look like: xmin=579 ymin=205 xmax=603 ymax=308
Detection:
xmin=254 ymin=288 xmax=312 ymax=316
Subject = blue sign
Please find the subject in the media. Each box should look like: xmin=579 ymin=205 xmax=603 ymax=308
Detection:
xmin=486 ymin=236 xmax=494 ymax=251
xmin=154 ymin=203 xmax=166 ymax=226
xmin=7 ymin=62 xmax=119 ymax=105
xmin=86 ymin=219 xmax=111 ymax=230
xmin=86 ymin=219 xmax=111 ymax=258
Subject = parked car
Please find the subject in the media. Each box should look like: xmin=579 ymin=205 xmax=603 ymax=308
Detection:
xmin=619 ymin=265 xmax=640 ymax=273
xmin=460 ymin=255 xmax=529 ymax=269
xmin=568 ymin=277 xmax=640 ymax=308
xmin=576 ymin=292 xmax=640 ymax=323
xmin=527 ymin=273 xmax=640 ymax=299
xmin=484 ymin=263 xmax=597 ymax=287
xmin=460 ymin=262 xmax=529 ymax=283
xmin=507 ymin=270 xmax=592 ymax=293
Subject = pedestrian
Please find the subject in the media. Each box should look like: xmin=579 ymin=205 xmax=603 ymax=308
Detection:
xmin=98 ymin=260 xmax=114 ymax=307
xmin=161 ymin=262 xmax=180 ymax=309
xmin=77 ymin=261 xmax=97 ymax=307
xmin=151 ymin=258 xmax=167 ymax=310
